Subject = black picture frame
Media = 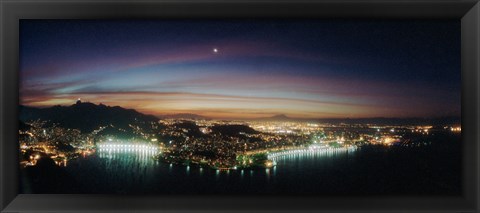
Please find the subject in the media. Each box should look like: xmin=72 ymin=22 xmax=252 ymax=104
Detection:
xmin=1 ymin=0 xmax=479 ymax=212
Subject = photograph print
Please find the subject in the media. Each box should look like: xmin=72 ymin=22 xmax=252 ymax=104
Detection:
xmin=19 ymin=19 xmax=461 ymax=195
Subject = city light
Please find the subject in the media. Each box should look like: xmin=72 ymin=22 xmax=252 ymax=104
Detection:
xmin=97 ymin=143 xmax=160 ymax=153
xmin=450 ymin=127 xmax=461 ymax=132
xmin=267 ymin=145 xmax=357 ymax=160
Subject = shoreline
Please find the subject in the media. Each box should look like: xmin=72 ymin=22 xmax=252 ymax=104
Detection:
xmin=157 ymin=145 xmax=359 ymax=171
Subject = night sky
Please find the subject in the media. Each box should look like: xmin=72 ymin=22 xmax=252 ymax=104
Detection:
xmin=19 ymin=20 xmax=460 ymax=119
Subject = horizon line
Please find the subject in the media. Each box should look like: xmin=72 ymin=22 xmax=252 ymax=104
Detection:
xmin=19 ymin=102 xmax=462 ymax=121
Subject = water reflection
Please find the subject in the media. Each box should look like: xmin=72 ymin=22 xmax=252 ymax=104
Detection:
xmin=96 ymin=147 xmax=159 ymax=180
xmin=82 ymin=144 xmax=356 ymax=193
xmin=57 ymin=143 xmax=458 ymax=195
xmin=98 ymin=148 xmax=158 ymax=160
xmin=267 ymin=146 xmax=356 ymax=161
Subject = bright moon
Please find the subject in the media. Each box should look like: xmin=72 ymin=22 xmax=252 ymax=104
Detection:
xmin=213 ymin=48 xmax=218 ymax=53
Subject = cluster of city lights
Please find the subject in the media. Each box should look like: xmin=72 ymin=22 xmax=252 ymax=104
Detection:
xmin=450 ymin=127 xmax=461 ymax=132
xmin=97 ymin=143 xmax=160 ymax=153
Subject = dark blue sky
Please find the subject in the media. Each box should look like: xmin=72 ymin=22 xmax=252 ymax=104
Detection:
xmin=19 ymin=20 xmax=460 ymax=119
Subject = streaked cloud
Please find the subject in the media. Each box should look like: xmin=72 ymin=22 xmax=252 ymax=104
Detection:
xmin=19 ymin=20 xmax=460 ymax=119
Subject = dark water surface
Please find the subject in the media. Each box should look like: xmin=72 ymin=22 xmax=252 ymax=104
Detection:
xmin=21 ymin=135 xmax=461 ymax=195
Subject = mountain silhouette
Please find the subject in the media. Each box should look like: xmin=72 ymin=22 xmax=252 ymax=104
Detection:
xmin=19 ymin=101 xmax=159 ymax=133
xmin=270 ymin=114 xmax=290 ymax=120
xmin=210 ymin=124 xmax=259 ymax=137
